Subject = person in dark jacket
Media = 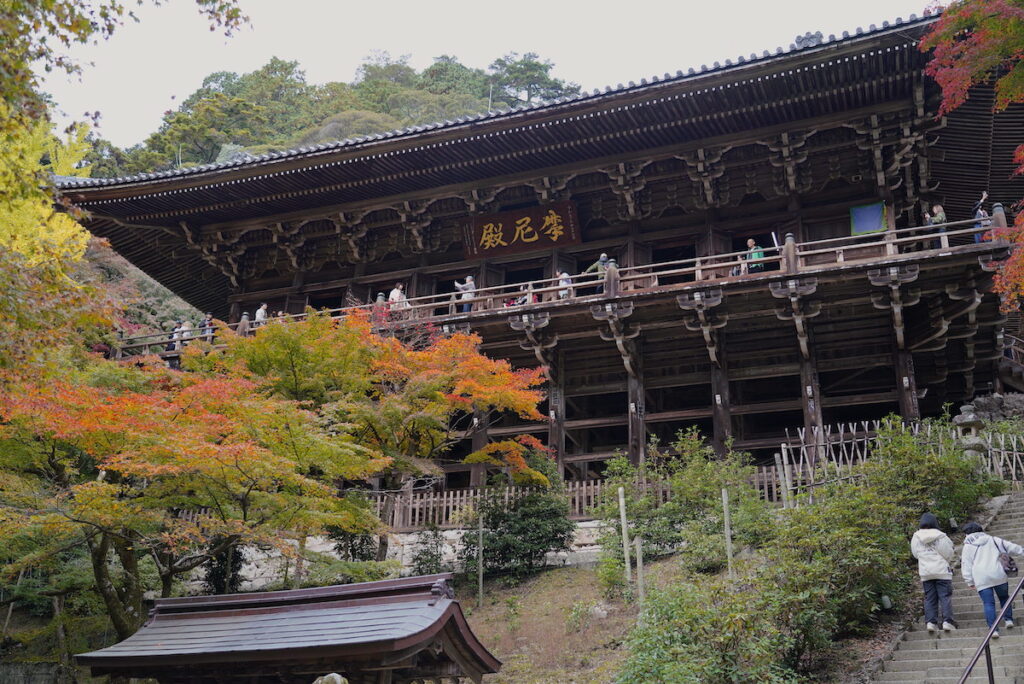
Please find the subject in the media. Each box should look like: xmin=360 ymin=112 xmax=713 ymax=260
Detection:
xmin=910 ymin=513 xmax=957 ymax=632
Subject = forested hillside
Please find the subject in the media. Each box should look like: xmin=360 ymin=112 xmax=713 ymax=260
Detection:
xmin=86 ymin=52 xmax=580 ymax=177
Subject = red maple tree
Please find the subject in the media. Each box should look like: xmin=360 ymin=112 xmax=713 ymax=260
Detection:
xmin=920 ymin=1 xmax=1024 ymax=306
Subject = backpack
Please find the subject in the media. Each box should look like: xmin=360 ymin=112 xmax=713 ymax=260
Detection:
xmin=997 ymin=539 xmax=1019 ymax=577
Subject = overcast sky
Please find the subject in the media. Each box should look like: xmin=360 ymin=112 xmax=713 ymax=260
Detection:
xmin=41 ymin=0 xmax=931 ymax=148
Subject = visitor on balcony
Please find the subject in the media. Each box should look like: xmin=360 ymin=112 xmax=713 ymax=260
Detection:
xmin=235 ymin=312 xmax=251 ymax=338
xmin=254 ymin=303 xmax=269 ymax=327
xmin=454 ymin=276 xmax=475 ymax=313
xmin=584 ymin=253 xmax=610 ymax=294
xmin=962 ymin=520 xmax=1024 ymax=638
xmin=973 ymin=191 xmax=991 ymax=244
xmin=926 ymin=204 xmax=947 ymax=249
xmin=911 ymin=512 xmax=957 ymax=633
xmin=200 ymin=313 xmax=214 ymax=342
xmin=557 ymin=270 xmax=573 ymax=299
xmin=388 ymin=282 xmax=410 ymax=313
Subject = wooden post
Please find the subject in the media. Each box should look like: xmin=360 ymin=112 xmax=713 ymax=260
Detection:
xmin=773 ymin=452 xmax=790 ymax=509
xmin=783 ymin=233 xmax=799 ymax=274
xmin=711 ymin=332 xmax=732 ymax=455
xmin=618 ymin=486 xmax=632 ymax=584
xmin=477 ymin=509 xmax=484 ymax=610
xmin=781 ymin=446 xmax=797 ymax=507
xmin=548 ymin=351 xmax=567 ymax=477
xmin=634 ymin=537 xmax=645 ymax=605
xmin=894 ymin=348 xmax=921 ymax=421
xmin=799 ymin=335 xmax=824 ymax=474
xmin=627 ymin=343 xmax=646 ymax=466
xmin=722 ymin=488 xmax=735 ymax=580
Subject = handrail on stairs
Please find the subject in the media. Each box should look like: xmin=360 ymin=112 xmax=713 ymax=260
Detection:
xmin=958 ymin=572 xmax=1024 ymax=683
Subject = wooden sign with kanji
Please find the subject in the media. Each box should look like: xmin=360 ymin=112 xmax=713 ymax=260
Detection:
xmin=462 ymin=201 xmax=581 ymax=258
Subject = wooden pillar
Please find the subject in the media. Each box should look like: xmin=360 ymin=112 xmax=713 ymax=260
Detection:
xmin=548 ymin=351 xmax=567 ymax=478
xmin=799 ymin=332 xmax=824 ymax=463
xmin=627 ymin=343 xmax=646 ymax=466
xmin=228 ymin=301 xmax=241 ymax=324
xmin=284 ymin=271 xmax=306 ymax=314
xmin=711 ymin=332 xmax=732 ymax=455
xmin=894 ymin=348 xmax=921 ymax=421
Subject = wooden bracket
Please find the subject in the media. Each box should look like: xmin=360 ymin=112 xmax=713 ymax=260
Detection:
xmin=677 ymin=287 xmax=728 ymax=366
xmin=591 ymin=301 xmax=641 ymax=378
xmin=770 ymin=278 xmax=821 ymax=359
xmin=509 ymin=312 xmax=558 ymax=382
xmin=868 ymin=265 xmax=920 ymax=349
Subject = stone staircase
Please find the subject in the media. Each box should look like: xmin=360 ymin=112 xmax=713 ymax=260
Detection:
xmin=876 ymin=493 xmax=1024 ymax=683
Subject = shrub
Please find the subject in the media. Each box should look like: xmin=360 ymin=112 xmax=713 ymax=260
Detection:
xmin=862 ymin=417 xmax=1004 ymax=526
xmin=460 ymin=454 xmax=575 ymax=578
xmin=759 ymin=483 xmax=910 ymax=668
xmin=617 ymin=575 xmax=796 ymax=683
xmin=410 ymin=524 xmax=447 ymax=576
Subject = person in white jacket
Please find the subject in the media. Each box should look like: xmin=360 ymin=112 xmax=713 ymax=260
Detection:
xmin=454 ymin=276 xmax=475 ymax=313
xmin=911 ymin=512 xmax=957 ymax=632
xmin=962 ymin=521 xmax=1024 ymax=638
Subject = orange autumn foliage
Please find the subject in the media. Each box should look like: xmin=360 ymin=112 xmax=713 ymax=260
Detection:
xmin=0 ymin=356 xmax=383 ymax=639
xmin=218 ymin=310 xmax=547 ymax=485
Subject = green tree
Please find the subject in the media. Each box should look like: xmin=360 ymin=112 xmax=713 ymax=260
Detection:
xmin=489 ymin=52 xmax=581 ymax=104
xmin=420 ymin=55 xmax=493 ymax=100
xmin=146 ymin=92 xmax=268 ymax=165
xmin=353 ymin=51 xmax=420 ymax=114
xmin=293 ymin=109 xmax=403 ymax=146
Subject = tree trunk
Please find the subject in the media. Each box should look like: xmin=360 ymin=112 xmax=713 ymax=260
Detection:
xmin=86 ymin=532 xmax=135 ymax=641
xmin=375 ymin=493 xmax=395 ymax=562
xmin=293 ymin=536 xmax=306 ymax=589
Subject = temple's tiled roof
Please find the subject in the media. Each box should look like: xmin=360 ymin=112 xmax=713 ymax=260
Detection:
xmin=55 ymin=12 xmax=937 ymax=190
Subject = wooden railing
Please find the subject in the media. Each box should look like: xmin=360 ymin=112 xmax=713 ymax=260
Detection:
xmin=366 ymin=420 xmax=1024 ymax=531
xmin=112 ymin=217 xmax=1006 ymax=358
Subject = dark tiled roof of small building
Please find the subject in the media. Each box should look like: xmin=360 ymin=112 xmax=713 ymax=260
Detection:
xmin=55 ymin=12 xmax=937 ymax=190
xmin=74 ymin=574 xmax=500 ymax=682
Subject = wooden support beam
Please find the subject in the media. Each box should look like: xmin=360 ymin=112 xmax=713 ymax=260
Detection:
xmin=799 ymin=330 xmax=825 ymax=464
xmin=894 ymin=348 xmax=921 ymax=421
xmin=627 ymin=340 xmax=646 ymax=465
xmin=711 ymin=331 xmax=732 ymax=455
xmin=548 ymin=350 xmax=567 ymax=475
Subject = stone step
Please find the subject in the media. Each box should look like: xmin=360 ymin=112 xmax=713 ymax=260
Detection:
xmin=905 ymin=626 xmax=1024 ymax=641
xmin=926 ymin=664 xmax=1021 ymax=680
xmin=910 ymin=618 xmax=1021 ymax=631
xmin=875 ymin=672 xmax=1016 ymax=683
xmin=897 ymin=636 xmax=1024 ymax=652
xmin=886 ymin=648 xmax=1024 ymax=668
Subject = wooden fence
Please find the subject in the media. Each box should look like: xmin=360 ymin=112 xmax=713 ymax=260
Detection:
xmin=368 ymin=420 xmax=1024 ymax=531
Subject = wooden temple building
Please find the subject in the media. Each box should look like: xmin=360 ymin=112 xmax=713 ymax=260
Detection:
xmin=60 ymin=14 xmax=1024 ymax=484
xmin=74 ymin=574 xmax=500 ymax=683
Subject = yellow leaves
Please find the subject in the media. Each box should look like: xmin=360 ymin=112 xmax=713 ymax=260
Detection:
xmin=0 ymin=112 xmax=90 ymax=268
